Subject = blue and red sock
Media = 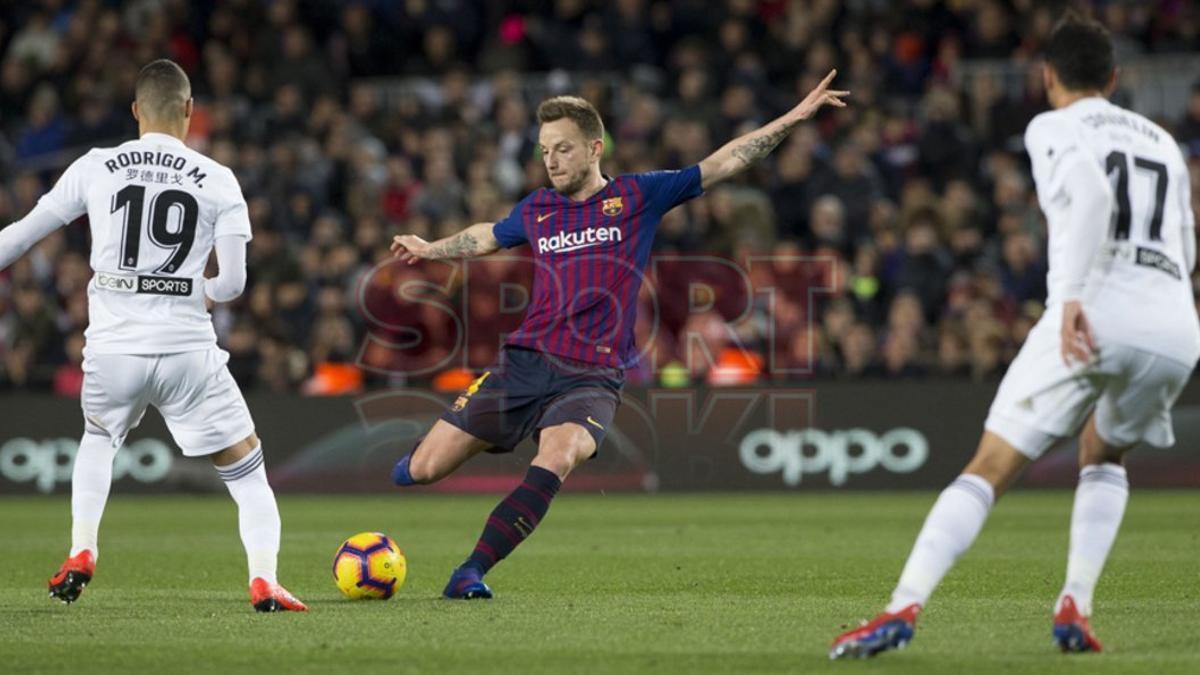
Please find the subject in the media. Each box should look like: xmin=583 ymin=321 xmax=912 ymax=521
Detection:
xmin=464 ymin=466 xmax=562 ymax=574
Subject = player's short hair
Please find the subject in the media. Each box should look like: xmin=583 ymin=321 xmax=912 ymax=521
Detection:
xmin=536 ymin=96 xmax=605 ymax=141
xmin=1044 ymin=13 xmax=1114 ymax=92
xmin=135 ymin=59 xmax=191 ymax=122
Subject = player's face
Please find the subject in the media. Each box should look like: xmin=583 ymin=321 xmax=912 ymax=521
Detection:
xmin=539 ymin=119 xmax=600 ymax=195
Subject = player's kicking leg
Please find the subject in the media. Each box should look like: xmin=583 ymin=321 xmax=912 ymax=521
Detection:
xmin=1052 ymin=414 xmax=1130 ymax=653
xmin=390 ymin=420 xmax=495 ymax=598
xmin=391 ymin=419 xmax=492 ymax=487
xmin=210 ymin=432 xmax=306 ymax=612
xmin=442 ymin=422 xmax=594 ymax=600
xmin=830 ymin=431 xmax=1033 ymax=659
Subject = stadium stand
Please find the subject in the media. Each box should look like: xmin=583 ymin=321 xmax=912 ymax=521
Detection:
xmin=1 ymin=0 xmax=1198 ymax=393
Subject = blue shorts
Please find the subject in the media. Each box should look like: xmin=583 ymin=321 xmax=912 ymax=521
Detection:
xmin=440 ymin=346 xmax=624 ymax=455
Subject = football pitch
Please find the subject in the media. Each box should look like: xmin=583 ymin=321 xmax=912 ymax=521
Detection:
xmin=2 ymin=492 xmax=1197 ymax=674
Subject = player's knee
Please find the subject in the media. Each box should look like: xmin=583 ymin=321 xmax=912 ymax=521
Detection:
xmin=532 ymin=449 xmax=574 ymax=479
xmin=1078 ymin=418 xmax=1129 ymax=468
xmin=1078 ymin=439 xmax=1127 ymax=468
xmin=535 ymin=425 xmax=595 ymax=476
xmin=210 ymin=432 xmax=259 ymax=467
xmin=963 ymin=432 xmax=1029 ymax=497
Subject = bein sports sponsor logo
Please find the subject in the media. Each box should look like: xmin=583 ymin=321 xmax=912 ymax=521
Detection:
xmin=738 ymin=428 xmax=928 ymax=486
xmin=139 ymin=276 xmax=192 ymax=296
xmin=536 ymin=226 xmax=622 ymax=254
xmin=96 ymin=272 xmax=136 ymax=293
xmin=0 ymin=438 xmax=172 ymax=493
xmin=95 ymin=272 xmax=192 ymax=296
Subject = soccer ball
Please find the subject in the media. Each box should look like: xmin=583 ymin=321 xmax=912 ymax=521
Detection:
xmin=332 ymin=532 xmax=407 ymax=600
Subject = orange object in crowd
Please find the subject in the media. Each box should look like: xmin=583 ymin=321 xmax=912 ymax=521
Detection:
xmin=433 ymin=368 xmax=477 ymax=393
xmin=707 ymin=347 xmax=763 ymax=387
xmin=304 ymin=362 xmax=364 ymax=396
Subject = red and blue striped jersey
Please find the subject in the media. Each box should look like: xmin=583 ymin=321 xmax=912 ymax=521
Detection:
xmin=492 ymin=165 xmax=703 ymax=368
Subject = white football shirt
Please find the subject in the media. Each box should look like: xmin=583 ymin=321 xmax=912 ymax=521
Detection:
xmin=38 ymin=132 xmax=251 ymax=355
xmin=1025 ymin=97 xmax=1199 ymax=365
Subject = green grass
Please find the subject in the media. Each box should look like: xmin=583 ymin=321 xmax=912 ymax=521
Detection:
xmin=1 ymin=492 xmax=1198 ymax=674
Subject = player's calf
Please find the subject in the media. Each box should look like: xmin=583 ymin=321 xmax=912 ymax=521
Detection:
xmin=393 ymin=421 xmax=490 ymax=486
xmin=395 ymin=444 xmax=443 ymax=485
xmin=48 ymin=550 xmax=96 ymax=604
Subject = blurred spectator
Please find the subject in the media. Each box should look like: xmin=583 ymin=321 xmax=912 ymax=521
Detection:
xmin=935 ymin=322 xmax=971 ymax=378
xmin=53 ymin=331 xmax=84 ymax=397
xmin=999 ymin=231 xmax=1047 ymax=304
xmin=0 ymin=1 xmax=1197 ymax=392
xmin=892 ymin=207 xmax=953 ymax=320
xmin=840 ymin=321 xmax=880 ymax=378
xmin=5 ymin=284 xmax=58 ymax=387
xmin=17 ymin=84 xmax=67 ymax=159
xmin=1179 ymin=81 xmax=1200 ymax=158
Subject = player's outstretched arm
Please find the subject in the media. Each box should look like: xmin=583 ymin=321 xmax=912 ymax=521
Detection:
xmin=698 ymin=69 xmax=848 ymax=190
xmin=0 ymin=206 xmax=65 ymax=270
xmin=391 ymin=222 xmax=501 ymax=265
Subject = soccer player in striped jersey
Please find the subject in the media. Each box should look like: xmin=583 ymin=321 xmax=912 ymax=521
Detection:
xmin=390 ymin=71 xmax=849 ymax=599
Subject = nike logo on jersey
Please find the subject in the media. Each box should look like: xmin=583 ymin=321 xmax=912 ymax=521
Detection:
xmin=536 ymin=212 xmax=556 ymax=223
xmin=586 ymin=416 xmax=605 ymax=430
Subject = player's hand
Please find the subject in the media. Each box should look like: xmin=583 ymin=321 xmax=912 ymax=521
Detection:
xmin=1060 ymin=300 xmax=1096 ymax=366
xmin=791 ymin=69 xmax=850 ymax=121
xmin=390 ymin=234 xmax=432 ymax=265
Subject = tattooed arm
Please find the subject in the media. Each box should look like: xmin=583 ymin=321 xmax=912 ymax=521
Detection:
xmin=698 ymin=69 xmax=848 ymax=190
xmin=390 ymin=222 xmax=501 ymax=264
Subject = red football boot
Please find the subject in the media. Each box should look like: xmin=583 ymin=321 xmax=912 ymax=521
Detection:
xmin=1053 ymin=595 xmax=1103 ymax=653
xmin=48 ymin=550 xmax=96 ymax=604
xmin=249 ymin=577 xmax=308 ymax=612
xmin=830 ymin=603 xmax=920 ymax=659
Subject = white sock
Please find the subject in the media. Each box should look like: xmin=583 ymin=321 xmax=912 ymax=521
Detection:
xmin=1057 ymin=463 xmax=1129 ymax=617
xmin=216 ymin=445 xmax=280 ymax=584
xmin=887 ymin=474 xmax=995 ymax=612
xmin=70 ymin=431 xmax=119 ymax=559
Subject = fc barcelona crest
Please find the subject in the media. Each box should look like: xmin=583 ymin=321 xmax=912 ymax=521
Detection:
xmin=601 ymin=197 xmax=624 ymax=216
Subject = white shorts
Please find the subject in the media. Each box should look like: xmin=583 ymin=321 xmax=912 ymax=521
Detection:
xmin=81 ymin=348 xmax=255 ymax=457
xmin=984 ymin=308 xmax=1194 ymax=460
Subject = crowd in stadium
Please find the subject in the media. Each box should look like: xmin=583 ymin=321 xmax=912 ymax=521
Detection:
xmin=1 ymin=0 xmax=1199 ymax=394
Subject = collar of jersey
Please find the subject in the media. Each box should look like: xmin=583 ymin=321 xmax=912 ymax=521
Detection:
xmin=550 ymin=175 xmax=614 ymax=205
xmin=1063 ymin=96 xmax=1108 ymax=113
xmin=139 ymin=132 xmax=187 ymax=148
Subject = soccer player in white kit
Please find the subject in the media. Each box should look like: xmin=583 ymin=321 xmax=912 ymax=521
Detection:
xmin=832 ymin=15 xmax=1197 ymax=658
xmin=0 ymin=60 xmax=306 ymax=612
